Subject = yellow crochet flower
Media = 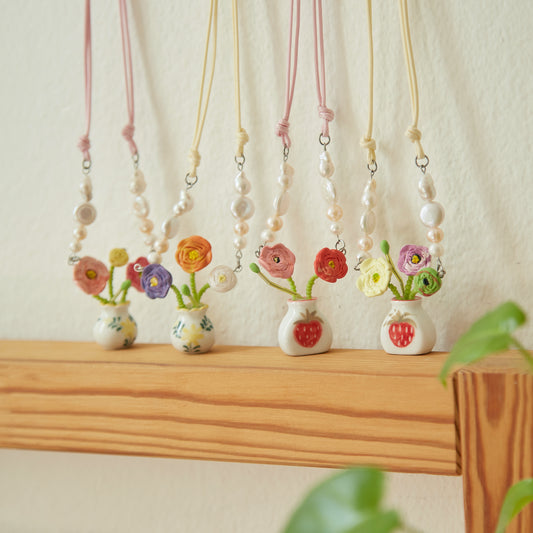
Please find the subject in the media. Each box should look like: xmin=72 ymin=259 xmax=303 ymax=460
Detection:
xmin=356 ymin=257 xmax=392 ymax=297
xmin=109 ymin=248 xmax=129 ymax=267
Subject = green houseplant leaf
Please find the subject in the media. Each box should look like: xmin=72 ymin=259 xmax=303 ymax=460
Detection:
xmin=439 ymin=301 xmax=528 ymax=385
xmin=282 ymin=468 xmax=402 ymax=533
xmin=495 ymin=478 xmax=533 ymax=533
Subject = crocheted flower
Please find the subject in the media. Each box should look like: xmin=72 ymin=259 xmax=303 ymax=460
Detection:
xmin=126 ymin=256 xmax=150 ymax=292
xmin=414 ymin=267 xmax=442 ymax=297
xmin=356 ymin=258 xmax=392 ymax=297
xmin=313 ymin=248 xmax=348 ymax=283
xmin=209 ymin=265 xmax=237 ymax=293
xmin=397 ymin=245 xmax=431 ymax=276
xmin=141 ymin=264 xmax=173 ymax=299
xmin=176 ymin=236 xmax=212 ymax=273
xmin=109 ymin=248 xmax=129 ymax=267
xmin=258 ymin=243 xmax=295 ymax=279
xmin=73 ymin=256 xmax=110 ymax=295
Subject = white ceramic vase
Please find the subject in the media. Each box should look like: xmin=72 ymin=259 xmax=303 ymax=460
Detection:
xmin=171 ymin=306 xmax=215 ymax=354
xmin=93 ymin=302 xmax=137 ymax=350
xmin=278 ymin=298 xmax=332 ymax=356
xmin=380 ymin=297 xmax=436 ymax=355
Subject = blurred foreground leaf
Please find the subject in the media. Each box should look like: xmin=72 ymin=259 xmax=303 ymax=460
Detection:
xmin=495 ymin=479 xmax=533 ymax=533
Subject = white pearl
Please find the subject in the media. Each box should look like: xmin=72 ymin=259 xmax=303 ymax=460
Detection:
xmin=267 ymin=215 xmax=283 ymax=232
xmin=161 ymin=216 xmax=179 ymax=239
xmin=175 ymin=190 xmax=193 ymax=213
xmin=144 ymin=234 xmax=156 ymax=247
xmin=231 ymin=196 xmax=255 ymax=220
xmin=173 ymin=202 xmax=186 ymax=216
xmin=74 ymin=202 xmax=97 ymax=225
xmin=261 ymin=229 xmax=275 ymax=243
xmin=234 ymin=171 xmax=251 ymax=195
xmin=321 ymin=180 xmax=337 ymax=204
xmin=69 ymin=240 xmax=82 ymax=253
xmin=280 ymin=162 xmax=295 ymax=178
xmin=79 ymin=176 xmax=92 ymax=201
xmin=139 ymin=218 xmax=154 ymax=233
xmin=418 ymin=173 xmax=436 ymax=201
xmin=278 ymin=172 xmax=293 ymax=190
xmin=234 ymin=221 xmax=249 ymax=236
xmin=233 ymin=236 xmax=247 ymax=250
xmin=427 ymin=227 xmax=444 ymax=243
xmin=147 ymin=251 xmax=162 ymax=264
xmin=357 ymin=252 xmax=371 ymax=264
xmin=429 ymin=243 xmax=444 ymax=257
xmin=361 ymin=190 xmax=377 ymax=209
xmin=330 ymin=221 xmax=343 ymax=235
xmin=133 ymin=196 xmax=149 ymax=218
xmin=319 ymin=150 xmax=335 ymax=179
xmin=364 ymin=178 xmax=376 ymax=193
xmin=327 ymin=204 xmax=343 ymax=222
xmin=360 ymin=210 xmax=376 ymax=234
xmin=154 ymin=238 xmax=169 ymax=253
xmin=273 ymin=191 xmax=290 ymax=216
xmin=73 ymin=225 xmax=87 ymax=241
xmin=129 ymin=171 xmax=146 ymax=195
xmin=420 ymin=201 xmax=445 ymax=227
xmin=358 ymin=235 xmax=373 ymax=252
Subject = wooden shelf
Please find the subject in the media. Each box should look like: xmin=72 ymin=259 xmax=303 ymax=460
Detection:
xmin=0 ymin=341 xmax=457 ymax=475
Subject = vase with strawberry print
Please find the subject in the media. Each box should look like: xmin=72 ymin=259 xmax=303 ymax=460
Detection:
xmin=380 ymin=297 xmax=436 ymax=355
xmin=171 ymin=305 xmax=215 ymax=354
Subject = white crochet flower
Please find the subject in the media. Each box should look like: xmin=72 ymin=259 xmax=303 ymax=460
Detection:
xmin=208 ymin=265 xmax=237 ymax=293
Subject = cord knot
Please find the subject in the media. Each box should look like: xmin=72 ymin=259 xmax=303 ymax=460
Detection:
xmin=318 ymin=105 xmax=335 ymax=123
xmin=188 ymin=148 xmax=201 ymax=176
xmin=236 ymin=128 xmax=249 ymax=157
xmin=77 ymin=135 xmax=91 ymax=160
xmin=360 ymin=136 xmax=376 ymax=151
xmin=122 ymin=124 xmax=135 ymax=142
xmin=275 ymin=119 xmax=291 ymax=148
xmin=405 ymin=126 xmax=422 ymax=142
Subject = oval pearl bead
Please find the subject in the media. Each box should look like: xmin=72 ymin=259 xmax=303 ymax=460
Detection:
xmin=133 ymin=196 xmax=150 ymax=218
xmin=175 ymin=190 xmax=194 ymax=213
xmin=361 ymin=190 xmax=377 ymax=209
xmin=358 ymin=235 xmax=373 ymax=252
xmin=139 ymin=218 xmax=154 ymax=234
xmin=234 ymin=171 xmax=251 ymax=195
xmin=234 ymin=221 xmax=249 ymax=236
xmin=129 ymin=170 xmax=146 ymax=195
xmin=233 ymin=236 xmax=247 ymax=250
xmin=144 ymin=234 xmax=156 ymax=247
xmin=427 ymin=227 xmax=444 ymax=243
xmin=429 ymin=243 xmax=444 ymax=257
xmin=273 ymin=192 xmax=290 ymax=216
xmin=154 ymin=238 xmax=169 ymax=253
xmin=364 ymin=178 xmax=376 ymax=193
xmin=79 ymin=177 xmax=92 ymax=201
xmin=330 ymin=221 xmax=343 ymax=235
xmin=280 ymin=162 xmax=295 ymax=178
xmin=420 ymin=201 xmax=445 ymax=227
xmin=147 ymin=251 xmax=162 ymax=264
xmin=231 ymin=196 xmax=255 ymax=220
xmin=73 ymin=225 xmax=87 ymax=241
xmin=261 ymin=229 xmax=275 ymax=243
xmin=267 ymin=215 xmax=283 ymax=232
xmin=360 ymin=210 xmax=376 ymax=234
xmin=278 ymin=172 xmax=293 ymax=190
xmin=319 ymin=151 xmax=335 ymax=179
xmin=418 ymin=173 xmax=436 ymax=201
xmin=74 ymin=202 xmax=97 ymax=225
xmin=321 ymin=180 xmax=337 ymax=204
xmin=161 ymin=216 xmax=179 ymax=239
xmin=69 ymin=240 xmax=82 ymax=253
xmin=327 ymin=204 xmax=343 ymax=222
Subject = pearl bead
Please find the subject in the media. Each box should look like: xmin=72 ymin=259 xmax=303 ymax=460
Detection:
xmin=161 ymin=216 xmax=179 ymax=239
xmin=69 ymin=240 xmax=82 ymax=253
xmin=321 ymin=180 xmax=337 ymax=204
xmin=273 ymin=191 xmax=290 ymax=216
xmin=429 ymin=243 xmax=444 ymax=257
xmin=79 ymin=176 xmax=92 ymax=201
xmin=144 ymin=234 xmax=156 ymax=247
xmin=358 ymin=235 xmax=373 ymax=252
xmin=330 ymin=221 xmax=343 ymax=235
xmin=280 ymin=162 xmax=295 ymax=178
xmin=327 ymin=204 xmax=343 ymax=222
xmin=173 ymin=202 xmax=186 ymax=216
xmin=74 ymin=202 xmax=97 ymax=225
xmin=129 ymin=170 xmax=146 ymax=195
xmin=139 ymin=218 xmax=154 ymax=233
xmin=364 ymin=178 xmax=376 ymax=193
xmin=278 ymin=172 xmax=293 ymax=190
xmin=357 ymin=252 xmax=371 ymax=265
xmin=420 ymin=201 xmax=445 ymax=227
xmin=133 ymin=196 xmax=150 ymax=218
xmin=231 ymin=196 xmax=255 ymax=220
xmin=418 ymin=173 xmax=436 ymax=201
xmin=319 ymin=150 xmax=335 ymax=179
xmin=147 ymin=251 xmax=162 ymax=264
xmin=154 ymin=238 xmax=169 ymax=253
xmin=234 ymin=221 xmax=249 ymax=236
xmin=361 ymin=190 xmax=377 ymax=209
xmin=175 ymin=190 xmax=193 ymax=213
xmin=233 ymin=236 xmax=247 ymax=250
xmin=267 ymin=215 xmax=283 ymax=232
xmin=427 ymin=227 xmax=444 ymax=243
xmin=73 ymin=225 xmax=87 ymax=241
xmin=261 ymin=229 xmax=275 ymax=243
xmin=234 ymin=171 xmax=251 ymax=195
xmin=360 ymin=210 xmax=376 ymax=234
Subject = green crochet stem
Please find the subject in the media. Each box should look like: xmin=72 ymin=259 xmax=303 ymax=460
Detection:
xmin=404 ymin=276 xmax=414 ymax=300
xmin=388 ymin=283 xmax=401 ymax=300
xmin=171 ymin=284 xmax=186 ymax=309
xmin=386 ymin=254 xmax=405 ymax=297
xmin=253 ymin=270 xmax=304 ymax=299
xmin=306 ymin=275 xmax=319 ymax=300
xmin=108 ymin=265 xmax=115 ymax=300
xmin=287 ymin=277 xmax=298 ymax=300
xmin=197 ymin=283 xmax=210 ymax=302
xmin=190 ymin=273 xmax=198 ymax=304
xmin=512 ymin=337 xmax=533 ymax=369
xmin=93 ymin=294 xmax=109 ymax=305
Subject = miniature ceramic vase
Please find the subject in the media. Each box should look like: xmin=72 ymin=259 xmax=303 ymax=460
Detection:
xmin=380 ymin=297 xmax=436 ymax=355
xmin=93 ymin=302 xmax=137 ymax=350
xmin=171 ymin=305 xmax=215 ymax=354
xmin=278 ymin=298 xmax=332 ymax=356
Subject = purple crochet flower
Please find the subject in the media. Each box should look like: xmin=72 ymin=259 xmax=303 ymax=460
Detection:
xmin=397 ymin=245 xmax=431 ymax=276
xmin=141 ymin=264 xmax=173 ymax=299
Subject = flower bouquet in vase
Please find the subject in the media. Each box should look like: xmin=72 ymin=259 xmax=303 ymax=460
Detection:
xmin=250 ymin=244 xmax=348 ymax=356
xmin=356 ymin=240 xmax=442 ymax=355
xmin=141 ymin=235 xmax=236 ymax=354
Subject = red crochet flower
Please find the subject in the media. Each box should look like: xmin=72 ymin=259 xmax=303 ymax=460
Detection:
xmin=258 ymin=243 xmax=296 ymax=279
xmin=73 ymin=256 xmax=109 ymax=295
xmin=126 ymin=256 xmax=149 ymax=292
xmin=314 ymin=248 xmax=348 ymax=283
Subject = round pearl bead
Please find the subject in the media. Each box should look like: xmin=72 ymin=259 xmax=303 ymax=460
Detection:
xmin=234 ymin=221 xmax=249 ymax=236
xmin=129 ymin=170 xmax=146 ymax=195
xmin=360 ymin=210 xmax=376 ymax=234
xmin=161 ymin=216 xmax=179 ymax=239
xmin=261 ymin=229 xmax=275 ymax=243
xmin=273 ymin=191 xmax=290 ymax=216
xmin=319 ymin=151 xmax=335 ymax=179
xmin=69 ymin=240 xmax=82 ymax=253
xmin=74 ymin=203 xmax=97 ymax=225
xmin=420 ymin=201 xmax=445 ymax=228
xmin=418 ymin=173 xmax=436 ymax=201
xmin=154 ymin=238 xmax=169 ymax=253
xmin=144 ymin=234 xmax=156 ymax=247
xmin=147 ymin=251 xmax=162 ymax=264
xmin=427 ymin=227 xmax=444 ymax=243
xmin=327 ymin=204 xmax=343 ymax=222
xmin=231 ymin=196 xmax=255 ymax=220
xmin=358 ymin=235 xmax=373 ymax=252
xmin=133 ymin=196 xmax=150 ymax=218
xmin=278 ymin=172 xmax=293 ymax=190
xmin=73 ymin=225 xmax=87 ymax=241
xmin=79 ymin=176 xmax=93 ymax=201
xmin=361 ymin=190 xmax=377 ymax=209
xmin=357 ymin=252 xmax=371 ymax=265
xmin=233 ymin=236 xmax=247 ymax=250
xmin=321 ymin=180 xmax=337 ymax=204
xmin=429 ymin=243 xmax=444 ymax=257
xmin=267 ymin=215 xmax=283 ymax=232
xmin=139 ymin=218 xmax=154 ymax=234
xmin=280 ymin=162 xmax=295 ymax=178
xmin=234 ymin=171 xmax=251 ymax=195
xmin=330 ymin=221 xmax=343 ymax=235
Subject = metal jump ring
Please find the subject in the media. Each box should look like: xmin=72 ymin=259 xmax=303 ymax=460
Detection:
xmin=415 ymin=155 xmax=430 ymax=173
xmin=319 ymin=133 xmax=331 ymax=148
xmin=185 ymin=173 xmax=198 ymax=189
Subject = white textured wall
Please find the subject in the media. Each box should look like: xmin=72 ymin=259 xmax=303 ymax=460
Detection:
xmin=1 ymin=1 xmax=532 ymax=531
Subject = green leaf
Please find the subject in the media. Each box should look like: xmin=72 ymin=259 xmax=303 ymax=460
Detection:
xmin=282 ymin=468 xmax=402 ymax=533
xmin=495 ymin=479 xmax=533 ymax=533
xmin=439 ymin=301 xmax=526 ymax=385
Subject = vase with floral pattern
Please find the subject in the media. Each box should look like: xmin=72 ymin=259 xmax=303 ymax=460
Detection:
xmin=93 ymin=302 xmax=137 ymax=350
xmin=380 ymin=297 xmax=436 ymax=355
xmin=278 ymin=298 xmax=332 ymax=356
xmin=171 ymin=305 xmax=215 ymax=354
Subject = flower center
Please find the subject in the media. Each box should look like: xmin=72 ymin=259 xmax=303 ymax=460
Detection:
xmin=188 ymin=250 xmax=200 ymax=261
xmin=86 ymin=269 xmax=97 ymax=280
xmin=372 ymin=273 xmax=380 ymax=283
xmin=423 ymin=278 xmax=430 ymax=286
xmin=217 ymin=274 xmax=227 ymax=283
xmin=273 ymin=256 xmax=280 ymax=263
xmin=328 ymin=260 xmax=335 ymax=269
xmin=150 ymin=276 xmax=159 ymax=287
xmin=411 ymin=254 xmax=421 ymax=264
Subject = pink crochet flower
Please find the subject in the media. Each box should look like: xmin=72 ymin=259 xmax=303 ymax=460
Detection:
xmin=73 ymin=256 xmax=109 ymax=295
xmin=126 ymin=256 xmax=149 ymax=292
xmin=314 ymin=248 xmax=348 ymax=283
xmin=258 ymin=243 xmax=296 ymax=279
xmin=397 ymin=245 xmax=431 ymax=276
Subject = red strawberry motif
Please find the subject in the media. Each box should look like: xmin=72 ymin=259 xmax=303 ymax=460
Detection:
xmin=388 ymin=322 xmax=415 ymax=347
xmin=293 ymin=309 xmax=323 ymax=348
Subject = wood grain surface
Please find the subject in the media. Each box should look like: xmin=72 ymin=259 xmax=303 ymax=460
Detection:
xmin=0 ymin=341 xmax=458 ymax=474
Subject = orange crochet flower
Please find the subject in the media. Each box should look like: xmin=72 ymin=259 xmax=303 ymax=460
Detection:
xmin=175 ymin=235 xmax=212 ymax=273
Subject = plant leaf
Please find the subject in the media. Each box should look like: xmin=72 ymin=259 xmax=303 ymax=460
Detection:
xmin=495 ymin=478 xmax=533 ymax=533
xmin=439 ymin=301 xmax=526 ymax=385
xmin=282 ymin=468 xmax=402 ymax=533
